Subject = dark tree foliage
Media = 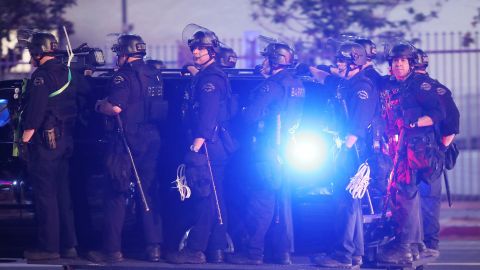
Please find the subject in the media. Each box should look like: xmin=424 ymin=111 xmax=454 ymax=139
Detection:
xmin=0 ymin=0 xmax=76 ymax=49
xmin=251 ymin=0 xmax=445 ymax=62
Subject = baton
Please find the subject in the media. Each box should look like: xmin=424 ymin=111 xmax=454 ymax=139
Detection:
xmin=203 ymin=142 xmax=223 ymax=225
xmin=116 ymin=115 xmax=150 ymax=212
xmin=443 ymin=169 xmax=453 ymax=207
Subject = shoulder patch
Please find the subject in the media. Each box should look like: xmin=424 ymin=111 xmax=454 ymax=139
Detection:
xmin=436 ymin=87 xmax=447 ymax=95
xmin=202 ymin=82 xmax=216 ymax=92
xmin=420 ymin=82 xmax=432 ymax=91
xmin=33 ymin=77 xmax=44 ymax=86
xmin=357 ymin=90 xmax=369 ymax=100
xmin=290 ymin=87 xmax=305 ymax=97
xmin=113 ymin=75 xmax=125 ymax=84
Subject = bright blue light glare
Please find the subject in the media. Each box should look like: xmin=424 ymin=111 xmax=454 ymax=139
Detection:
xmin=286 ymin=132 xmax=328 ymax=171
xmin=0 ymin=99 xmax=9 ymax=127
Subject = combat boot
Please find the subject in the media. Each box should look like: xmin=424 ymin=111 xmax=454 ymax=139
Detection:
xmin=273 ymin=252 xmax=292 ymax=265
xmin=61 ymin=247 xmax=78 ymax=259
xmin=146 ymin=244 xmax=161 ymax=262
xmin=410 ymin=244 xmax=420 ymax=261
xmin=165 ymin=248 xmax=206 ymax=264
xmin=226 ymin=252 xmax=263 ymax=265
xmin=377 ymin=243 xmax=413 ymax=264
xmin=312 ymin=254 xmax=352 ymax=268
xmin=352 ymin=255 xmax=363 ymax=266
xmin=85 ymin=250 xmax=124 ymax=263
xmin=418 ymin=242 xmax=440 ymax=258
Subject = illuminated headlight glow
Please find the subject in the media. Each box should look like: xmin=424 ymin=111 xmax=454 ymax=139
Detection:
xmin=286 ymin=132 xmax=328 ymax=171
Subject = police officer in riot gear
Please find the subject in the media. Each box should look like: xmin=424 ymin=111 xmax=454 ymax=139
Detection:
xmin=414 ymin=48 xmax=460 ymax=255
xmin=21 ymin=32 xmax=78 ymax=260
xmin=353 ymin=38 xmax=391 ymax=212
xmin=312 ymin=42 xmax=378 ymax=268
xmin=354 ymin=38 xmax=383 ymax=86
xmin=227 ymin=41 xmax=304 ymax=265
xmin=89 ymin=34 xmax=163 ymax=263
xmin=166 ymin=26 xmax=231 ymax=264
xmin=377 ymin=43 xmax=445 ymax=264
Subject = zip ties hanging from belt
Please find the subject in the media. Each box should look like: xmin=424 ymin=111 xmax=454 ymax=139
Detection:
xmin=172 ymin=164 xmax=191 ymax=201
xmin=346 ymin=161 xmax=371 ymax=199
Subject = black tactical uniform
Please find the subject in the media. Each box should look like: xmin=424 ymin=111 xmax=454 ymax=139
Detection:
xmin=184 ymin=61 xmax=230 ymax=254
xmin=102 ymin=59 xmax=163 ymax=255
xmin=166 ymin=26 xmax=231 ymax=264
xmin=378 ymin=44 xmax=445 ymax=264
xmin=313 ymin=42 xmax=377 ymax=268
xmin=228 ymin=42 xmax=304 ymax=265
xmin=414 ymin=49 xmax=460 ymax=252
xmin=354 ymin=38 xmax=391 ymax=214
xmin=22 ymin=33 xmax=78 ymax=260
xmin=89 ymin=35 xmax=163 ymax=263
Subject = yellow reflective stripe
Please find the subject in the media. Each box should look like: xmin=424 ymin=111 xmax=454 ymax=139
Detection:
xmin=48 ymin=68 xmax=71 ymax=98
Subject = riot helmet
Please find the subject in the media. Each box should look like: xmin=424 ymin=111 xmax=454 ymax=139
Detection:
xmin=183 ymin=24 xmax=220 ymax=56
xmin=27 ymin=32 xmax=58 ymax=58
xmin=386 ymin=43 xmax=416 ymax=65
xmin=354 ymin=38 xmax=377 ymax=60
xmin=261 ymin=42 xmax=295 ymax=69
xmin=414 ymin=48 xmax=429 ymax=71
xmin=111 ymin=34 xmax=146 ymax=58
xmin=336 ymin=42 xmax=367 ymax=67
xmin=217 ymin=46 xmax=237 ymax=68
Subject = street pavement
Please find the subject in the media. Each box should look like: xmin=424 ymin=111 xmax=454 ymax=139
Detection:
xmin=0 ymin=200 xmax=479 ymax=269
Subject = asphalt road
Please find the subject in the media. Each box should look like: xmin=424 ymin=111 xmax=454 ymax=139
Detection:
xmin=0 ymin=240 xmax=478 ymax=270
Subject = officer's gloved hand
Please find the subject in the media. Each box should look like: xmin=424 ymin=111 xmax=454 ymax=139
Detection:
xmin=181 ymin=63 xmax=199 ymax=76
xmin=316 ymin=64 xmax=332 ymax=74
xmin=18 ymin=142 xmax=30 ymax=162
xmin=295 ymin=63 xmax=313 ymax=76
xmin=183 ymin=151 xmax=211 ymax=197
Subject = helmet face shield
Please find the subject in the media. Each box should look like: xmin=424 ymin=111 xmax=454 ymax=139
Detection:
xmin=183 ymin=24 xmax=221 ymax=54
xmin=260 ymin=41 xmax=295 ymax=69
xmin=354 ymin=38 xmax=377 ymax=60
xmin=336 ymin=42 xmax=367 ymax=66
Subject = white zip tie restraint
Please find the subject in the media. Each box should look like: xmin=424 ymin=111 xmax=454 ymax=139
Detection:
xmin=172 ymin=164 xmax=191 ymax=201
xmin=346 ymin=161 xmax=371 ymax=199
xmin=62 ymin=26 xmax=74 ymax=67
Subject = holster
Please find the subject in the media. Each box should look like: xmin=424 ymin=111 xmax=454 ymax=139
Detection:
xmin=217 ymin=125 xmax=239 ymax=155
xmin=406 ymin=133 xmax=444 ymax=184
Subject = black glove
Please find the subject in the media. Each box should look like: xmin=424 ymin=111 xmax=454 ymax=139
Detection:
xmin=295 ymin=63 xmax=312 ymax=76
xmin=444 ymin=143 xmax=459 ymax=170
xmin=183 ymin=151 xmax=211 ymax=197
xmin=181 ymin=63 xmax=198 ymax=76
xmin=18 ymin=142 xmax=30 ymax=162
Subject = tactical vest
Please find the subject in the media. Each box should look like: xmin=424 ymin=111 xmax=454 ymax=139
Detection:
xmin=131 ymin=62 xmax=167 ymax=124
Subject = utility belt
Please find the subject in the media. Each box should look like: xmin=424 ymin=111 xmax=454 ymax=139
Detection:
xmin=404 ymin=132 xmax=444 ymax=183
